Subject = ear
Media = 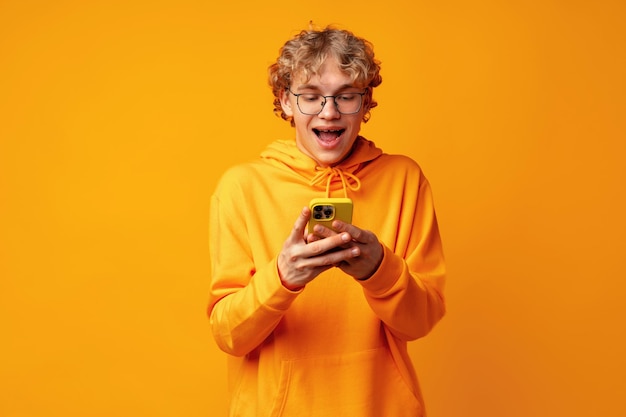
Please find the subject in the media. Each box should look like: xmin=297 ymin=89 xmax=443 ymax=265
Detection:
xmin=279 ymin=89 xmax=294 ymax=118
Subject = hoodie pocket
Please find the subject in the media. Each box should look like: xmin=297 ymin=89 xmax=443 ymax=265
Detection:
xmin=268 ymin=347 xmax=422 ymax=417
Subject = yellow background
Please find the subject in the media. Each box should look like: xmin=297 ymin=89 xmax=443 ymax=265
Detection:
xmin=1 ymin=0 xmax=624 ymax=416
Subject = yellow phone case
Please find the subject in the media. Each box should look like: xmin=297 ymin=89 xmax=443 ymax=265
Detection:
xmin=308 ymin=197 xmax=353 ymax=233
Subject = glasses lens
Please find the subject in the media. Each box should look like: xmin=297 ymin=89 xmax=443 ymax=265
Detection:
xmin=296 ymin=93 xmax=363 ymax=115
xmin=334 ymin=93 xmax=362 ymax=114
xmin=297 ymin=94 xmax=324 ymax=115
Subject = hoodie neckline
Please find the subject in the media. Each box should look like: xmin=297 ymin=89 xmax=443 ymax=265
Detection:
xmin=260 ymin=136 xmax=383 ymax=198
xmin=309 ymin=166 xmax=362 ymax=198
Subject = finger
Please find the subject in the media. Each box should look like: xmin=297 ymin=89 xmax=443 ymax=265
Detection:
xmin=311 ymin=225 xmax=354 ymax=251
xmin=290 ymin=207 xmax=311 ymax=242
xmin=307 ymin=231 xmax=352 ymax=256
xmin=299 ymin=245 xmax=359 ymax=270
xmin=311 ymin=224 xmax=338 ymax=238
xmin=317 ymin=245 xmax=360 ymax=265
xmin=306 ymin=232 xmax=322 ymax=244
xmin=332 ymin=220 xmax=365 ymax=242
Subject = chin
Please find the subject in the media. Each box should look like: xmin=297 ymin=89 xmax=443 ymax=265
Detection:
xmin=317 ymin=151 xmax=350 ymax=167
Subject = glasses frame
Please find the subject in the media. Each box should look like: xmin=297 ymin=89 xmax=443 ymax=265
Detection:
xmin=287 ymin=88 xmax=368 ymax=115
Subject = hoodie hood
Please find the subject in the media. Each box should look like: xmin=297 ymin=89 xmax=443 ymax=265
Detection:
xmin=260 ymin=136 xmax=383 ymax=198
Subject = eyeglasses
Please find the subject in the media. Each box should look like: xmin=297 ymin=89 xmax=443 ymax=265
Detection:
xmin=287 ymin=88 xmax=367 ymax=115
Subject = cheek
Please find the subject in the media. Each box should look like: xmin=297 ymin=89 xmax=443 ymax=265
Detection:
xmin=347 ymin=117 xmax=363 ymax=132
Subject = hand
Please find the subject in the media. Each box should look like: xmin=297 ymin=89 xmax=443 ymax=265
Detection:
xmin=278 ymin=207 xmax=360 ymax=290
xmin=309 ymin=220 xmax=383 ymax=280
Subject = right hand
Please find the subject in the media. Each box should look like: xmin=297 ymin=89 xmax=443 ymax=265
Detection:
xmin=277 ymin=207 xmax=360 ymax=290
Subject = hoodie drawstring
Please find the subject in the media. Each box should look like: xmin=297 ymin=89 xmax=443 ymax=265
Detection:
xmin=309 ymin=166 xmax=362 ymax=198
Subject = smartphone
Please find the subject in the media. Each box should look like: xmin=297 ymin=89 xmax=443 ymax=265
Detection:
xmin=308 ymin=197 xmax=353 ymax=234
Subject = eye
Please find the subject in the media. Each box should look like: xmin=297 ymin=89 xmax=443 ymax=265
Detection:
xmin=300 ymin=94 xmax=322 ymax=102
xmin=337 ymin=93 xmax=358 ymax=102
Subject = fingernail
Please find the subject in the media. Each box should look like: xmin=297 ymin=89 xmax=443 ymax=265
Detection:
xmin=352 ymin=248 xmax=359 ymax=256
xmin=342 ymin=233 xmax=350 ymax=242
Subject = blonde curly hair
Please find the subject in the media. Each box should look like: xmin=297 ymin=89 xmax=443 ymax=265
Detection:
xmin=268 ymin=26 xmax=382 ymax=126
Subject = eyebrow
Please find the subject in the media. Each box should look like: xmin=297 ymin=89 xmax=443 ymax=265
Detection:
xmin=295 ymin=84 xmax=358 ymax=93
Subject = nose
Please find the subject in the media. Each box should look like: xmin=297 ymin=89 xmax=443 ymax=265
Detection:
xmin=318 ymin=97 xmax=340 ymax=119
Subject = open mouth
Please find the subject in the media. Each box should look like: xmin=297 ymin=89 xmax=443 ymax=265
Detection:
xmin=313 ymin=129 xmax=345 ymax=142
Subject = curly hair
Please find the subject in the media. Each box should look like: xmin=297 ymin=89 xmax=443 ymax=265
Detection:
xmin=268 ymin=26 xmax=382 ymax=126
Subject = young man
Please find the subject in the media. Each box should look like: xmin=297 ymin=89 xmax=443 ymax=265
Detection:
xmin=208 ymin=27 xmax=446 ymax=416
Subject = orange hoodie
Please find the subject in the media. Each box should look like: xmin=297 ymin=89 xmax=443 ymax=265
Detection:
xmin=208 ymin=137 xmax=446 ymax=417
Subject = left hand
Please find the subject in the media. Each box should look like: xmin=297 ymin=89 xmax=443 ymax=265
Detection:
xmin=308 ymin=220 xmax=383 ymax=280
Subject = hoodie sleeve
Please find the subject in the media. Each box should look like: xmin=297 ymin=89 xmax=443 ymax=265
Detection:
xmin=207 ymin=171 xmax=301 ymax=357
xmin=358 ymin=173 xmax=446 ymax=341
